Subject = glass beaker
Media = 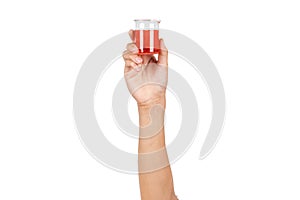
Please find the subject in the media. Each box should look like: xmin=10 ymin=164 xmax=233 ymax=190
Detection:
xmin=134 ymin=19 xmax=160 ymax=55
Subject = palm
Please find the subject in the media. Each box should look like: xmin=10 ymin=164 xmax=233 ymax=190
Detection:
xmin=124 ymin=55 xmax=168 ymax=104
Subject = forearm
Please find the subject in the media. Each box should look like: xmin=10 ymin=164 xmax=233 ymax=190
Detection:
xmin=138 ymin=97 xmax=177 ymax=200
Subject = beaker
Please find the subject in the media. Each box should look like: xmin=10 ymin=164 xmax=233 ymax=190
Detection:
xmin=134 ymin=19 xmax=160 ymax=55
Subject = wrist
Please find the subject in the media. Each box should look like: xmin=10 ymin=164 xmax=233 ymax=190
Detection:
xmin=137 ymin=96 xmax=166 ymax=128
xmin=137 ymin=96 xmax=166 ymax=110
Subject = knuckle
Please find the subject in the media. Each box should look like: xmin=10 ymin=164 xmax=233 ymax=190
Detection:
xmin=123 ymin=52 xmax=131 ymax=60
xmin=129 ymin=54 xmax=136 ymax=60
xmin=125 ymin=60 xmax=130 ymax=65
xmin=162 ymin=48 xmax=168 ymax=53
xmin=125 ymin=60 xmax=134 ymax=67
xmin=126 ymin=43 xmax=138 ymax=51
xmin=126 ymin=43 xmax=134 ymax=48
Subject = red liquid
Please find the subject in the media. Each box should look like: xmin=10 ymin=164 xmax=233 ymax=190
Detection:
xmin=134 ymin=30 xmax=160 ymax=55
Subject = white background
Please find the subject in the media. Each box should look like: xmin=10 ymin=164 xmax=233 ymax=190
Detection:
xmin=1 ymin=0 xmax=300 ymax=199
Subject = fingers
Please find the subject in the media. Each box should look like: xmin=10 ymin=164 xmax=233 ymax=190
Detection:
xmin=123 ymin=50 xmax=143 ymax=63
xmin=122 ymin=46 xmax=143 ymax=72
xmin=157 ymin=39 xmax=168 ymax=66
xmin=126 ymin=42 xmax=138 ymax=53
xmin=125 ymin=59 xmax=139 ymax=69
xmin=123 ymin=31 xmax=142 ymax=73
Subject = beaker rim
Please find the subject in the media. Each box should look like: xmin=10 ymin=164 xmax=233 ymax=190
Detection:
xmin=134 ymin=19 xmax=161 ymax=23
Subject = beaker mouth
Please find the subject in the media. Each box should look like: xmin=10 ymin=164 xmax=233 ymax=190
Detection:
xmin=134 ymin=19 xmax=161 ymax=23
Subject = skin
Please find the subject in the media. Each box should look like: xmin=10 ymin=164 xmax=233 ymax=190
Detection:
xmin=123 ymin=30 xmax=178 ymax=200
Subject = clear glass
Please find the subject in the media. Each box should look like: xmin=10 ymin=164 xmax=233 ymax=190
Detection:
xmin=134 ymin=19 xmax=161 ymax=55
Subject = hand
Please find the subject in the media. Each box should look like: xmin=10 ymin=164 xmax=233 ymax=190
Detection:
xmin=122 ymin=30 xmax=168 ymax=106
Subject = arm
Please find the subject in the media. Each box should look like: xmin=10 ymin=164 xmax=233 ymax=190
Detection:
xmin=123 ymin=30 xmax=178 ymax=200
xmin=138 ymin=97 xmax=178 ymax=200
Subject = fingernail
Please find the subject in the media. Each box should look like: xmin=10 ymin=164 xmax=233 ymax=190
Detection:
xmin=135 ymin=57 xmax=142 ymax=63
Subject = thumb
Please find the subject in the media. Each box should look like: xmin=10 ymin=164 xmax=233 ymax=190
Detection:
xmin=157 ymin=39 xmax=168 ymax=66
